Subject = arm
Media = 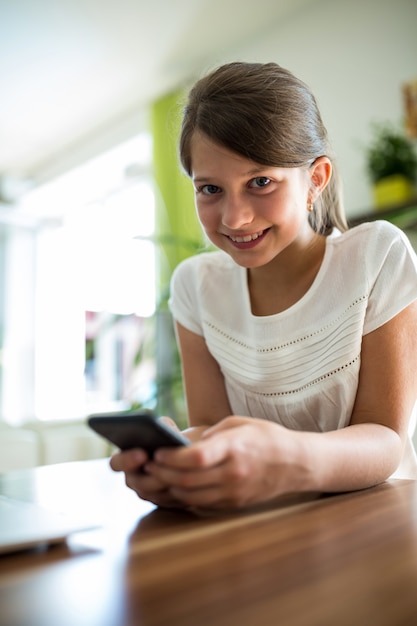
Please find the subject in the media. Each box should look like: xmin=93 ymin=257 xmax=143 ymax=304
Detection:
xmin=146 ymin=301 xmax=417 ymax=509
xmin=305 ymin=299 xmax=417 ymax=491
xmin=175 ymin=321 xmax=232 ymax=428
xmin=109 ymin=321 xmax=232 ymax=508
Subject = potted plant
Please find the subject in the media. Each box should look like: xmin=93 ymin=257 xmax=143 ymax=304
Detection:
xmin=365 ymin=122 xmax=417 ymax=209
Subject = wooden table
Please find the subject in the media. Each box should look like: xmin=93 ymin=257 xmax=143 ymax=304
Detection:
xmin=1 ymin=459 xmax=417 ymax=626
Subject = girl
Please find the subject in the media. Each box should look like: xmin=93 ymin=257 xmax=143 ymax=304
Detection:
xmin=111 ymin=62 xmax=417 ymax=511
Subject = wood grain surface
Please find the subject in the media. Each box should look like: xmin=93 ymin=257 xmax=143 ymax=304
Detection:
xmin=1 ymin=459 xmax=416 ymax=626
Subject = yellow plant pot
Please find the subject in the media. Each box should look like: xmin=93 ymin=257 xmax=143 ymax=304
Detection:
xmin=373 ymin=174 xmax=415 ymax=210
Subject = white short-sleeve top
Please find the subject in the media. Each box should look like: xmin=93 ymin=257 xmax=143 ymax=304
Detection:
xmin=169 ymin=220 xmax=417 ymax=478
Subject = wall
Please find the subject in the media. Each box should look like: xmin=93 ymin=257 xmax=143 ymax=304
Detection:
xmin=0 ymin=420 xmax=111 ymax=472
xmin=215 ymin=0 xmax=417 ymax=218
xmin=2 ymin=0 xmax=416 ymax=470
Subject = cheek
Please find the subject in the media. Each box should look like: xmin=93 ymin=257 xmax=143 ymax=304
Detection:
xmin=196 ymin=204 xmax=217 ymax=231
xmin=269 ymin=189 xmax=307 ymax=223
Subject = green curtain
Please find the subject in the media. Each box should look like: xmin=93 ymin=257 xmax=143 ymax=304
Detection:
xmin=151 ymin=89 xmax=204 ymax=307
xmin=151 ymin=89 xmax=206 ymax=420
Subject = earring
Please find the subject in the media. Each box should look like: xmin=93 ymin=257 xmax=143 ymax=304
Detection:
xmin=307 ymin=202 xmax=314 ymax=212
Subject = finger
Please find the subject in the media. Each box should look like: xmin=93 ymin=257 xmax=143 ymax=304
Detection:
xmin=168 ymin=463 xmax=256 ymax=509
xmin=125 ymin=472 xmax=186 ymax=509
xmin=203 ymin=415 xmax=252 ymax=437
xmin=169 ymin=484 xmax=239 ymax=510
xmin=154 ymin=435 xmax=231 ymax=469
xmin=109 ymin=448 xmax=148 ymax=472
xmin=146 ymin=459 xmax=224 ymax=491
xmin=157 ymin=416 xmax=181 ymax=432
xmin=125 ymin=470 xmax=167 ymax=494
xmin=150 ymin=492 xmax=190 ymax=510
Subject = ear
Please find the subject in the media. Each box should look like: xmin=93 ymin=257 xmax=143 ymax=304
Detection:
xmin=308 ymin=156 xmax=332 ymax=201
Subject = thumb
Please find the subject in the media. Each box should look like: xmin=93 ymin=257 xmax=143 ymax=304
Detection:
xmin=157 ymin=415 xmax=181 ymax=432
xmin=202 ymin=415 xmax=251 ymax=438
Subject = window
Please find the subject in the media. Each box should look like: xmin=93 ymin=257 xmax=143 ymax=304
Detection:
xmin=1 ymin=134 xmax=156 ymax=423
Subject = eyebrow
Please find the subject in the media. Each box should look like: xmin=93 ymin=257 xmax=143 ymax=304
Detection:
xmin=193 ymin=166 xmax=268 ymax=183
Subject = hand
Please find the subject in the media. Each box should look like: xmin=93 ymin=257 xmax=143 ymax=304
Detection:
xmin=109 ymin=416 xmax=189 ymax=509
xmin=144 ymin=416 xmax=307 ymax=511
xmin=110 ymin=446 xmax=189 ymax=509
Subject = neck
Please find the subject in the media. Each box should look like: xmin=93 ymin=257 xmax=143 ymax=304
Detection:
xmin=247 ymin=233 xmax=326 ymax=316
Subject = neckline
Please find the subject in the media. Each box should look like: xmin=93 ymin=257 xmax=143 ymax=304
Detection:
xmin=243 ymin=235 xmax=332 ymax=319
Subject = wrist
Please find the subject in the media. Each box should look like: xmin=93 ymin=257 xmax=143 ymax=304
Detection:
xmin=287 ymin=430 xmax=321 ymax=493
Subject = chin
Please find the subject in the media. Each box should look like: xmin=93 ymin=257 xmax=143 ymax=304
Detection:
xmin=229 ymin=252 xmax=272 ymax=269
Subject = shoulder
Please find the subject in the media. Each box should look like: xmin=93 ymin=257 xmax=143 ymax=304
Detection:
xmin=328 ymin=220 xmax=413 ymax=258
xmin=171 ymin=250 xmax=238 ymax=284
xmin=169 ymin=250 xmax=242 ymax=334
xmin=332 ymin=219 xmax=405 ymax=243
xmin=322 ymin=220 xmax=417 ymax=304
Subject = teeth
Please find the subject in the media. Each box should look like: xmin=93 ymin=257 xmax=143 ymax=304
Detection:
xmin=230 ymin=230 xmax=263 ymax=243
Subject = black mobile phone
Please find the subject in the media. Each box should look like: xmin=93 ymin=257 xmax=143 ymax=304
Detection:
xmin=87 ymin=410 xmax=189 ymax=457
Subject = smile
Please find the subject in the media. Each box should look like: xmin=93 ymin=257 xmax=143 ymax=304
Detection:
xmin=228 ymin=230 xmax=265 ymax=243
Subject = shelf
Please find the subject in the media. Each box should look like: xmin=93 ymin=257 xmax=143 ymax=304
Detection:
xmin=348 ymin=198 xmax=417 ymax=229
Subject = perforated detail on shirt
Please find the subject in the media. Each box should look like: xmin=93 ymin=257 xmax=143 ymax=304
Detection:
xmin=251 ymin=354 xmax=360 ymax=397
xmin=203 ymin=294 xmax=368 ymax=354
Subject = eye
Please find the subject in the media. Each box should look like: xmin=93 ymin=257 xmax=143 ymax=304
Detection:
xmin=200 ymin=184 xmax=221 ymax=195
xmin=249 ymin=176 xmax=271 ymax=188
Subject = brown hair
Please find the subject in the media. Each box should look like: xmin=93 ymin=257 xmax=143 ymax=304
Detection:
xmin=179 ymin=61 xmax=347 ymax=234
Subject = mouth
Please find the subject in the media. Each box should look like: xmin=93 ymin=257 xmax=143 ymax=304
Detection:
xmin=228 ymin=229 xmax=265 ymax=243
xmin=226 ymin=228 xmax=269 ymax=248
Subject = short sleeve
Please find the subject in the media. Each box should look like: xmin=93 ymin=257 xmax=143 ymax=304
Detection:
xmin=364 ymin=224 xmax=417 ymax=335
xmin=168 ymin=257 xmax=204 ymax=336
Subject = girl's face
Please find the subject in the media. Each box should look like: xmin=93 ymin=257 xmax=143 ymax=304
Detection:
xmin=190 ymin=131 xmax=322 ymax=270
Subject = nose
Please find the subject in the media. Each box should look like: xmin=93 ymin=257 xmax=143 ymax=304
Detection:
xmin=221 ymin=193 xmax=254 ymax=230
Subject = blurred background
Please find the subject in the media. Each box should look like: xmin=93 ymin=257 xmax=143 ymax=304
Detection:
xmin=0 ymin=0 xmax=416 ymax=469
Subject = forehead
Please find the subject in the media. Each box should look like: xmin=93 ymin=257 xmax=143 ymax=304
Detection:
xmin=190 ymin=131 xmax=263 ymax=177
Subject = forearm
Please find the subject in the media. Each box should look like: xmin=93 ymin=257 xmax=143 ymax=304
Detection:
xmin=143 ymin=418 xmax=405 ymax=511
xmin=296 ymin=423 xmax=404 ymax=493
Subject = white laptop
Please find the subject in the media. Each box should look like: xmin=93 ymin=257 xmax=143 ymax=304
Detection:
xmin=0 ymin=495 xmax=99 ymax=554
